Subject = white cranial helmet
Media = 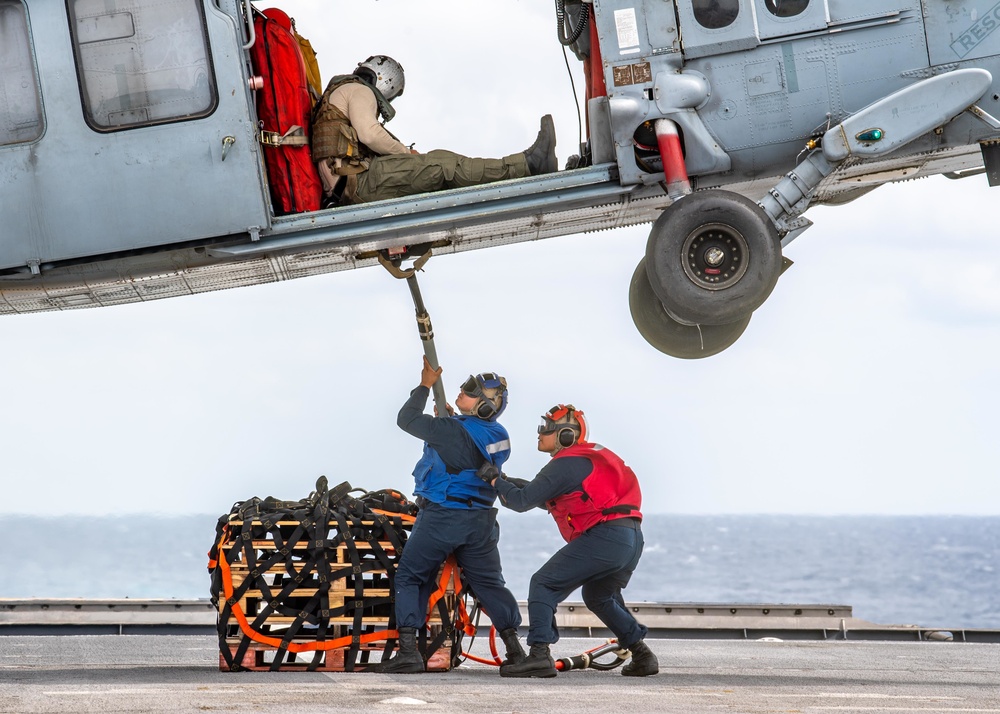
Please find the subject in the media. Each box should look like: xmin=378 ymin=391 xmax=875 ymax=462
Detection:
xmin=356 ymin=55 xmax=405 ymax=102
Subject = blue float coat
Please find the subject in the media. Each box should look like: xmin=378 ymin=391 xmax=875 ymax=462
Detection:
xmin=397 ymin=386 xmax=510 ymax=508
xmin=397 ymin=386 xmax=485 ymax=473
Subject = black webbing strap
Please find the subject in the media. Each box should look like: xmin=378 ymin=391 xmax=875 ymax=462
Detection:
xmin=226 ymin=517 xmax=261 ymax=670
xmin=331 ymin=507 xmax=365 ymax=671
xmin=308 ymin=506 xmax=333 ymax=672
xmin=424 ymin=594 xmax=453 ymax=662
xmin=360 ymin=510 xmax=404 ymax=666
xmin=267 ymin=498 xmax=329 ymax=671
xmin=360 ymin=507 xmax=408 ymax=663
xmin=602 ymin=503 xmax=639 ymax=515
xmin=445 ymin=495 xmax=495 ymax=508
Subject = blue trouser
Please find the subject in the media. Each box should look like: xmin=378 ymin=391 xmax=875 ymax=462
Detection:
xmin=394 ymin=502 xmax=521 ymax=631
xmin=527 ymin=520 xmax=648 ymax=648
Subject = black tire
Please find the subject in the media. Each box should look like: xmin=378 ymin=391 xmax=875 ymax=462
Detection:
xmin=645 ymin=189 xmax=781 ymax=325
xmin=629 ymin=258 xmax=751 ymax=359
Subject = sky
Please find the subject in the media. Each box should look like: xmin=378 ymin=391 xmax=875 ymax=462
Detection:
xmin=3 ymin=0 xmax=999 ymax=517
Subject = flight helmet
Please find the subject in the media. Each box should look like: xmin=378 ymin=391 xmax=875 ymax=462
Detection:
xmin=356 ymin=55 xmax=405 ymax=101
xmin=538 ymin=404 xmax=588 ymax=448
xmin=460 ymin=372 xmax=508 ymax=420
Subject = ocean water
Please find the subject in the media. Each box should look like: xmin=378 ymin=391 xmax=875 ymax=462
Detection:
xmin=4 ymin=513 xmax=997 ymax=628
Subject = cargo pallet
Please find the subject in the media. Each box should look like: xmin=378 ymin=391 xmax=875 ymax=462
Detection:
xmin=209 ymin=485 xmax=464 ymax=672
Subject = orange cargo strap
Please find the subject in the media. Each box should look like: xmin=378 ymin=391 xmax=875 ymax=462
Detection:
xmin=217 ymin=528 xmax=396 ymax=655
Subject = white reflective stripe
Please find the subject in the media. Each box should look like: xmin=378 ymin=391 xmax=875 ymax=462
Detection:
xmin=486 ymin=439 xmax=511 ymax=454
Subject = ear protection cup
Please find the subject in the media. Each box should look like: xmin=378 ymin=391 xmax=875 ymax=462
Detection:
xmin=540 ymin=404 xmax=588 ymax=447
xmin=476 ymin=399 xmax=496 ymax=419
xmin=464 ymin=372 xmax=507 ymax=420
xmin=557 ymin=426 xmax=578 ymax=448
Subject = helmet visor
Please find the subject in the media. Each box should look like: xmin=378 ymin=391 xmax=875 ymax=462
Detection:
xmin=462 ymin=373 xmax=504 ymax=397
xmin=537 ymin=419 xmax=558 ymax=435
xmin=461 ymin=375 xmax=481 ymax=397
xmin=537 ymin=406 xmax=564 ymax=434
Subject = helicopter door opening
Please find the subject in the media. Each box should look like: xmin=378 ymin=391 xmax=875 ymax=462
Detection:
xmin=676 ymin=0 xmax=760 ymax=59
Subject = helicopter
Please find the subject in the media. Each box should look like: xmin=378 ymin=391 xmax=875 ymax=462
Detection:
xmin=2 ymin=0 xmax=998 ymax=358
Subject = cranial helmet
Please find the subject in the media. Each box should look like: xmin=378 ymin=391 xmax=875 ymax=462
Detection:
xmin=538 ymin=404 xmax=588 ymax=448
xmin=356 ymin=55 xmax=405 ymax=101
xmin=460 ymin=372 xmax=508 ymax=420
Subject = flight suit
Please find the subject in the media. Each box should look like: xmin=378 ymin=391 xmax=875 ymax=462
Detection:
xmin=313 ymin=81 xmax=529 ymax=204
xmin=357 ymin=149 xmax=528 ymax=203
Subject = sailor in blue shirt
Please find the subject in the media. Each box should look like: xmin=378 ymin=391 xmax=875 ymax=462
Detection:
xmin=374 ymin=357 xmax=525 ymax=673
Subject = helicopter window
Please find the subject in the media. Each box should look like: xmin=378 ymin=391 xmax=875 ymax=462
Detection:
xmin=764 ymin=0 xmax=809 ymax=18
xmin=692 ymin=0 xmax=740 ymax=30
xmin=67 ymin=0 xmax=217 ymax=131
xmin=0 ymin=0 xmax=43 ymax=146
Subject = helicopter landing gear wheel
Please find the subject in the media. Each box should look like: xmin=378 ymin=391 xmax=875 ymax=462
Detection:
xmin=645 ymin=189 xmax=781 ymax=326
xmin=629 ymin=258 xmax=751 ymax=359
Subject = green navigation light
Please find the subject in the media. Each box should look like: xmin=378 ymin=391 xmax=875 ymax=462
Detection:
xmin=857 ymin=128 xmax=884 ymax=142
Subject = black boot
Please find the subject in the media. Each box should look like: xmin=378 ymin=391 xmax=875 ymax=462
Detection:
xmin=498 ymin=627 xmax=526 ymax=666
xmin=373 ymin=627 xmax=425 ymax=673
xmin=621 ymin=640 xmax=659 ymax=677
xmin=499 ymin=642 xmax=558 ymax=678
xmin=522 ymin=115 xmax=557 ymax=176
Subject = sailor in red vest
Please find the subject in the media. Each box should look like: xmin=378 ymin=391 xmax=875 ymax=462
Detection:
xmin=482 ymin=404 xmax=659 ymax=678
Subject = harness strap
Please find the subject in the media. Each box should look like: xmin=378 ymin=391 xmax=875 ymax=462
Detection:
xmin=602 ymin=504 xmax=640 ymax=515
xmin=425 ymin=556 xmax=457 ymax=662
xmin=445 ymin=495 xmax=495 ymax=508
xmin=259 ymin=125 xmax=309 ymax=147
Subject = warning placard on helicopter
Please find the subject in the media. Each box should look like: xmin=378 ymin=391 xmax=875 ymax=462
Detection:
xmin=614 ymin=8 xmax=641 ymax=55
xmin=613 ymin=62 xmax=652 ymax=86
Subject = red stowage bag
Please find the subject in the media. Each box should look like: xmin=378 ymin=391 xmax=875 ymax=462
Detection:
xmin=249 ymin=8 xmax=322 ymax=215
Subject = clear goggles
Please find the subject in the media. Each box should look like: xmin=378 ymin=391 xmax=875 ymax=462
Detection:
xmin=537 ymin=404 xmax=576 ymax=434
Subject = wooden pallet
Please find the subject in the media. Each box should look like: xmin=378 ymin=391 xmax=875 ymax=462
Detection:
xmin=215 ymin=515 xmax=459 ymax=672
xmin=220 ymin=637 xmax=455 ymax=672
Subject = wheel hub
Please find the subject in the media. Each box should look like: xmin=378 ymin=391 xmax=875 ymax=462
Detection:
xmin=680 ymin=223 xmax=750 ymax=290
xmin=704 ymin=247 xmax=726 ymax=267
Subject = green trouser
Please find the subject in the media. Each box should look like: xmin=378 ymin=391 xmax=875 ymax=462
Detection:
xmin=355 ymin=149 xmax=529 ymax=203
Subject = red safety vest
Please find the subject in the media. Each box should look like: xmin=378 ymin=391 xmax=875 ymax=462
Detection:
xmin=546 ymin=442 xmax=642 ymax=542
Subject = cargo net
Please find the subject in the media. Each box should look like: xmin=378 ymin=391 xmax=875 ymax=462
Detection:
xmin=208 ymin=477 xmax=476 ymax=672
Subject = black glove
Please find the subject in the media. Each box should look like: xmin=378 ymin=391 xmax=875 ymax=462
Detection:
xmin=476 ymin=462 xmax=501 ymax=484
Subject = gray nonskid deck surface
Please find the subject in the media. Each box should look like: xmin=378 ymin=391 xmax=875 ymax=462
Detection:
xmin=2 ymin=636 xmax=998 ymax=713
